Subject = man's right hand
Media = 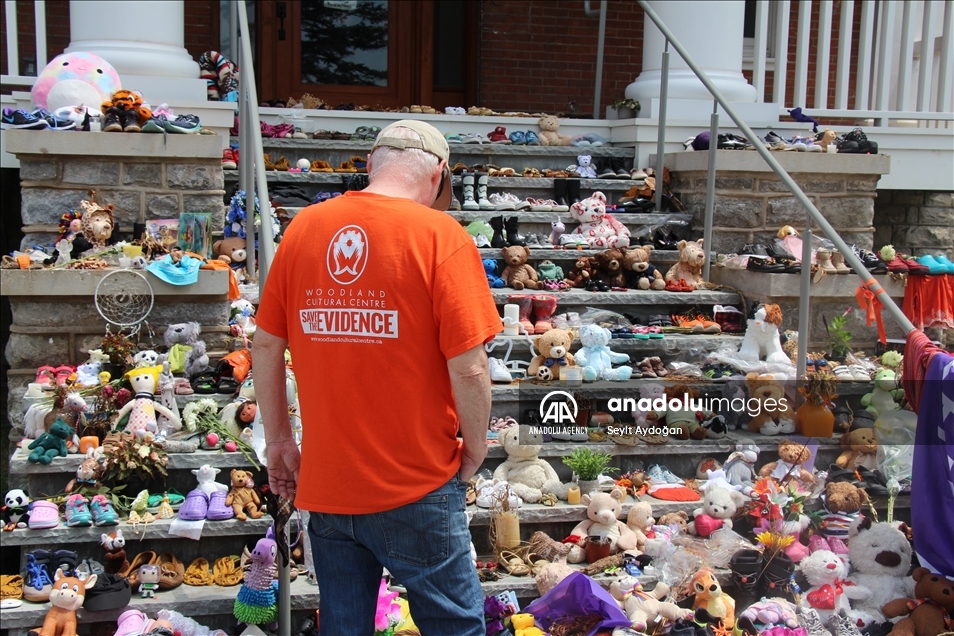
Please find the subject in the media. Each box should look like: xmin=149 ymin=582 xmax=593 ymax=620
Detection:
xmin=459 ymin=443 xmax=487 ymax=483
xmin=266 ymin=439 xmax=301 ymax=500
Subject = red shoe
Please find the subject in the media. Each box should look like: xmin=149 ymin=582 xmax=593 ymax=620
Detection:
xmin=883 ymin=255 xmax=908 ymax=272
xmin=221 ymin=148 xmax=237 ymax=170
xmin=488 ymin=126 xmax=511 ymax=144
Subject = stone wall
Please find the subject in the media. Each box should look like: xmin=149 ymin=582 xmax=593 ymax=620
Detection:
xmin=660 ymin=151 xmax=890 ymax=255
xmin=872 ymin=190 xmax=954 ymax=258
xmin=6 ymin=130 xmax=225 ymax=250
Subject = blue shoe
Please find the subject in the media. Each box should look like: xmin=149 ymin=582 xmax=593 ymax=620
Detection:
xmin=509 ymin=130 xmax=526 ymax=145
xmin=933 ymin=254 xmax=954 ymax=274
xmin=524 ymin=130 xmax=540 ymax=146
xmin=163 ymin=114 xmax=201 ymax=134
xmin=1 ymin=108 xmax=49 ymax=130
xmin=65 ymin=494 xmax=92 ymax=527
xmin=141 ymin=115 xmax=168 ymax=133
xmin=23 ymin=553 xmax=53 ymax=602
xmin=916 ymin=254 xmax=948 ymax=275
xmin=90 ymin=494 xmax=119 ymax=526
xmin=32 ymin=109 xmax=75 ymax=130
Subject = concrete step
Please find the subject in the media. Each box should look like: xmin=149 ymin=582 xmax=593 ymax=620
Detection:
xmin=490 ymin=288 xmax=741 ymax=306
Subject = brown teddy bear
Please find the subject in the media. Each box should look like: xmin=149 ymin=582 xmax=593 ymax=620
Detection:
xmin=824 ymin=481 xmax=869 ymax=516
xmin=758 ymin=439 xmax=816 ymax=486
xmin=500 ymin=245 xmax=544 ymax=290
xmin=664 ymin=239 xmax=706 ymax=288
xmin=622 ymin=245 xmax=666 ymax=290
xmin=537 ymin=115 xmax=571 ymax=146
xmin=835 ymin=427 xmax=879 ymax=471
xmin=882 ymin=567 xmax=954 ymax=636
xmin=527 ymin=329 xmax=575 ymax=381
xmin=213 ymin=237 xmax=249 ymax=275
xmin=658 ymin=511 xmax=690 ymax=533
xmin=224 ymin=469 xmax=264 ymax=520
xmin=565 ymin=256 xmax=596 ymax=288
xmin=595 ymin=248 xmax=627 ymax=288
xmin=745 ymin=373 xmax=797 ymax=435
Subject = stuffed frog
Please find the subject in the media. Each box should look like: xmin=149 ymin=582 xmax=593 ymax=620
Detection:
xmin=536 ymin=260 xmax=567 ymax=291
xmin=860 ymin=369 xmax=902 ymax=416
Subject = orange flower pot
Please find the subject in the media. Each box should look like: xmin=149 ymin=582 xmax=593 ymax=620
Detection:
xmin=797 ymin=402 xmax=835 ymax=438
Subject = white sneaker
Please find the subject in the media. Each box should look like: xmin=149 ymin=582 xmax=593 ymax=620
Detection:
xmin=488 ymin=357 xmax=513 ymax=383
xmin=475 ymin=478 xmax=523 ymax=509
xmin=565 ymin=312 xmax=583 ymax=327
xmin=474 ymin=233 xmax=491 ymax=248
xmin=489 ymin=192 xmax=517 ymax=211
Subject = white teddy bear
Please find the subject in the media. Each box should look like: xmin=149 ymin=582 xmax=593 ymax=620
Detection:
xmin=573 ymin=154 xmax=597 ymax=178
xmin=846 ymin=517 xmax=915 ymax=622
xmin=575 ymin=324 xmax=633 ymax=382
xmin=800 ymin=549 xmax=872 ymax=624
xmin=687 ymin=485 xmax=746 ymax=537
xmin=569 ymin=191 xmax=631 ymax=249
xmin=492 ymin=426 xmax=568 ymax=503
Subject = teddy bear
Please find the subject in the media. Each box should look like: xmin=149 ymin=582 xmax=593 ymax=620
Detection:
xmin=564 ymin=256 xmax=596 ymax=288
xmin=861 ymin=369 xmax=902 ymax=416
xmin=74 ymin=361 xmax=103 ymax=387
xmin=622 ymin=245 xmax=666 ymax=290
xmin=492 ymin=426 xmax=568 ymax=503
xmin=164 ymin=322 xmax=209 ymax=378
xmin=565 ymin=490 xmax=640 ymax=563
xmin=659 ymin=384 xmax=708 ymax=440
xmin=569 ymin=192 xmax=631 ymax=249
xmin=609 ymin=576 xmax=692 ymax=632
xmin=595 ymin=248 xmax=627 ymax=288
xmin=801 ymin=549 xmax=872 ymax=624
xmin=225 ymin=469 xmax=264 ymax=520
xmin=722 ymin=441 xmax=760 ymax=493
xmin=27 ymin=419 xmax=73 ymax=464
xmin=745 ymin=373 xmax=797 ymax=435
xmin=688 ymin=485 xmax=746 ymax=537
xmin=535 ymin=260 xmax=566 ymax=290
xmin=483 ymin=258 xmax=505 ymax=288
xmin=527 ymin=329 xmax=576 ymax=381
xmin=658 ymin=511 xmax=689 ymax=534
xmin=721 ymin=378 xmax=749 ymax=431
xmin=688 ymin=569 xmax=737 ymax=627
xmin=820 ymin=482 xmax=868 ymax=538
xmin=631 ymin=382 xmax=666 ymax=429
xmin=882 ymin=568 xmax=954 ymax=636
xmin=575 ymin=324 xmax=632 ymax=382
xmin=500 ymin=245 xmax=544 ymax=290
xmin=573 ymin=155 xmax=597 ymax=178
xmin=625 ymin=502 xmax=655 ymax=550
xmin=758 ymin=439 xmax=816 ymax=486
xmin=664 ymin=239 xmax=706 ymax=288
xmin=847 ymin=517 xmax=915 ymax=622
xmin=835 ymin=427 xmax=879 ymax=471
xmin=213 ymin=236 xmax=249 ymax=278
xmin=537 ymin=114 xmax=571 ymax=146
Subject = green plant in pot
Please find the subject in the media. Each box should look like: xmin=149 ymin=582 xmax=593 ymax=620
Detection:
xmin=612 ymin=98 xmax=640 ymax=118
xmin=825 ymin=308 xmax=853 ymax=362
xmin=563 ymin=448 xmax=616 ymax=496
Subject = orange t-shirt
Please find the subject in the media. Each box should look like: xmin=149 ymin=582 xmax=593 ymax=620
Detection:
xmin=256 ymin=191 xmax=502 ymax=514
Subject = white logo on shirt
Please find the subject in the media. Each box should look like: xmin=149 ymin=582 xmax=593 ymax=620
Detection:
xmin=327 ymin=225 xmax=368 ymax=285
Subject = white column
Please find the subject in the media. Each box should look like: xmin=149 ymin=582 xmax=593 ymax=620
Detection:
xmin=65 ymin=0 xmax=205 ymax=101
xmin=626 ymin=0 xmax=757 ymax=104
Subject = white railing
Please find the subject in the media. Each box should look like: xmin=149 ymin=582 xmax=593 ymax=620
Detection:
xmin=750 ymin=0 xmax=954 ymax=126
xmin=2 ymin=0 xmax=47 ymax=86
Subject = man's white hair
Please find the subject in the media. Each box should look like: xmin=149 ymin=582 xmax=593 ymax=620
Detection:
xmin=369 ymin=126 xmax=440 ymax=182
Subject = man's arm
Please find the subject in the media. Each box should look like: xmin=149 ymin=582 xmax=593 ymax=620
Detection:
xmin=447 ymin=343 xmax=491 ymax=482
xmin=252 ymin=327 xmax=300 ymax=499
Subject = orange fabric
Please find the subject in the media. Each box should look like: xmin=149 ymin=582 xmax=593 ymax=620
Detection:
xmin=256 ymin=191 xmax=502 ymax=514
xmin=902 ymin=274 xmax=954 ymax=330
xmin=648 ymin=486 xmax=701 ymax=501
xmin=200 ymin=258 xmax=241 ymax=300
xmin=855 ymin=281 xmax=887 ymax=345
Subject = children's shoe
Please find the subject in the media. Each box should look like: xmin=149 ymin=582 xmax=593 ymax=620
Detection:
xmin=141 ymin=115 xmax=167 ymax=133
xmin=33 ymin=108 xmax=75 ymax=131
xmin=916 ymin=254 xmax=949 ymax=275
xmin=647 ymin=464 xmax=682 ymax=484
xmin=122 ymin=108 xmax=142 ymax=133
xmin=51 ymin=549 xmax=79 ymax=578
xmin=1 ymin=108 xmax=50 ymax=130
xmin=22 ymin=553 xmax=53 ymax=602
xmin=488 ymin=357 xmax=513 ymax=383
xmin=206 ymin=491 xmax=234 ymax=521
xmin=524 ymin=130 xmax=540 ymax=146
xmin=90 ymin=494 xmax=120 ymax=526
xmin=508 ymin=130 xmax=526 ymax=145
xmin=163 ymin=114 xmax=201 ymax=134
xmin=221 ymin=148 xmax=237 ymax=170
xmin=932 ymin=253 xmax=954 ymax=274
xmin=65 ymin=494 xmax=93 ymax=527
xmin=28 ymin=500 xmax=60 ymax=529
xmin=103 ymin=107 xmax=124 ymax=132
xmin=177 ymin=490 xmax=208 ymax=521
xmin=488 ymin=126 xmax=511 ymax=144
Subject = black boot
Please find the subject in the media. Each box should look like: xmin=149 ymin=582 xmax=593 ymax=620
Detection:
xmin=554 ymin=178 xmax=569 ymax=208
xmin=730 ymin=548 xmax=763 ymax=608
xmin=760 ymin=551 xmax=795 ymax=600
xmin=103 ymin=106 xmax=123 ymax=132
xmin=567 ymin=178 xmax=582 ymax=204
xmin=489 ymin=216 xmax=506 ymax=248
xmin=504 ymin=216 xmax=526 ymax=247
xmin=122 ymin=108 xmax=142 ymax=133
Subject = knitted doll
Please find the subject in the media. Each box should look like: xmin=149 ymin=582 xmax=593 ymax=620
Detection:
xmin=234 ymin=531 xmax=278 ymax=626
xmin=116 ymin=366 xmax=180 ymax=437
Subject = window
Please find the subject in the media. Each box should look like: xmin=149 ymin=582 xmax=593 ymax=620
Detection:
xmin=218 ymin=0 xmax=256 ymax=64
xmin=433 ymin=0 xmax=466 ymax=90
xmin=742 ymin=0 xmax=777 ymax=71
xmin=300 ymin=0 xmax=389 ymax=87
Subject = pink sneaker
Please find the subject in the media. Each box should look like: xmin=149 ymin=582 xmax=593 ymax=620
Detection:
xmin=115 ymin=609 xmax=149 ymax=636
xmin=808 ymin=534 xmax=830 ymax=554
xmin=826 ymin=536 xmax=849 ymax=556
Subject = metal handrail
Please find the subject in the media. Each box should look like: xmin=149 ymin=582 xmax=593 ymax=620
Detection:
xmin=637 ymin=0 xmax=916 ymax=377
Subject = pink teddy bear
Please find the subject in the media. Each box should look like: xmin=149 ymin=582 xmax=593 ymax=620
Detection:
xmin=569 ymin=191 xmax=630 ymax=249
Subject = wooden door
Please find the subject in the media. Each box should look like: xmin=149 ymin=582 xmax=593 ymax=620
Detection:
xmin=257 ymin=0 xmax=476 ymax=110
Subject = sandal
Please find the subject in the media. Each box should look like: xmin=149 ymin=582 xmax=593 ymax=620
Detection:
xmin=334 ymin=160 xmax=357 ymax=173
xmin=497 ymin=550 xmax=531 ymax=577
xmin=184 ymin=558 xmax=213 ymax=586
xmin=524 ymin=552 xmax=550 ymax=576
xmin=0 ymin=574 xmax=23 ymax=600
xmin=191 ymin=371 xmax=218 ymax=395
xmin=35 ymin=365 xmax=56 ymax=387
xmin=310 ymin=160 xmax=334 ymax=172
xmin=28 ymin=500 xmax=60 ymax=529
xmin=173 ymin=378 xmax=193 ymax=395
xmin=273 ymin=156 xmax=290 ymax=171
xmin=213 ymin=555 xmax=243 ymax=586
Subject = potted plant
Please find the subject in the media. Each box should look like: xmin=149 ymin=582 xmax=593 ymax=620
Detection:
xmin=797 ymin=369 xmax=839 ymax=438
xmin=100 ymin=432 xmax=169 ymax=504
xmin=100 ymin=331 xmax=136 ymax=378
xmin=612 ymin=98 xmax=641 ymax=119
xmin=825 ymin=309 xmax=853 ymax=362
xmin=563 ymin=448 xmax=616 ymax=496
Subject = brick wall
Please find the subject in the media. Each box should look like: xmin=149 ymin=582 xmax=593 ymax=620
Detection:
xmin=184 ymin=0 xmax=217 ymax=61
xmin=873 ymin=191 xmax=954 ymax=258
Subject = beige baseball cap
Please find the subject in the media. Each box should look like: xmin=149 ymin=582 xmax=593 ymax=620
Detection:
xmin=371 ymin=119 xmax=452 ymax=211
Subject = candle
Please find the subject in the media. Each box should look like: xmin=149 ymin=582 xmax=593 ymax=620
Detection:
xmin=123 ymin=245 xmax=143 ymax=258
xmin=494 ymin=510 xmax=521 ymax=549
xmin=502 ymin=304 xmax=520 ymax=336
xmin=567 ymin=485 xmax=581 ymax=505
xmin=564 ymin=366 xmax=582 ymax=386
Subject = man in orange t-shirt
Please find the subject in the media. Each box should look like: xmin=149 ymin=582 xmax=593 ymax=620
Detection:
xmin=254 ymin=120 xmax=501 ymax=635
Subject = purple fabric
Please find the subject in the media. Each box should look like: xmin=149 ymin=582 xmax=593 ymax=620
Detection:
xmin=912 ymin=352 xmax=954 ymax=578
xmin=691 ymin=131 xmax=710 ymax=151
xmin=524 ymin=572 xmax=631 ymax=636
xmin=787 ymin=107 xmax=820 ymax=132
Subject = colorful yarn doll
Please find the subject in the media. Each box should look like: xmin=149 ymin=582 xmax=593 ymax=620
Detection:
xmin=116 ymin=366 xmax=181 ymax=437
xmin=234 ymin=531 xmax=278 ymax=627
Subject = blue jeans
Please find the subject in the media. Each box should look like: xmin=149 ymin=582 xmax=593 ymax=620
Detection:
xmin=307 ymin=476 xmax=484 ymax=636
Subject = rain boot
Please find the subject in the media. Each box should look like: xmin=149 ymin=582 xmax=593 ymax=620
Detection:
xmin=508 ymin=294 xmax=534 ymax=333
xmin=567 ymin=178 xmax=582 ymax=205
xmin=462 ymin=172 xmax=479 ymax=211
xmin=504 ymin=216 xmax=526 ymax=247
xmin=489 ymin=216 xmax=506 ymax=249
xmin=531 ymin=294 xmax=558 ymax=334
xmin=477 ymin=173 xmax=494 ymax=210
